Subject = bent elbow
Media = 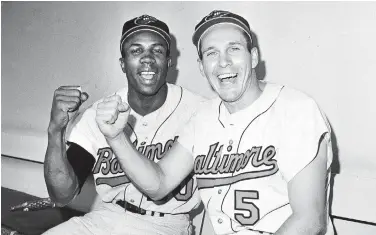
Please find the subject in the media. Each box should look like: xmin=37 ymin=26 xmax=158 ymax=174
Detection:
xmin=148 ymin=193 xmax=168 ymax=202
xmin=48 ymin=193 xmax=76 ymax=208
xmin=308 ymin=215 xmax=327 ymax=235
xmin=144 ymin=166 xmax=170 ymax=201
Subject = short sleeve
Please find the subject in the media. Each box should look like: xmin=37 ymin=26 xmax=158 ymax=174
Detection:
xmin=278 ymin=98 xmax=333 ymax=182
xmin=177 ymin=113 xmax=197 ymax=155
xmin=66 ymin=107 xmax=99 ymax=157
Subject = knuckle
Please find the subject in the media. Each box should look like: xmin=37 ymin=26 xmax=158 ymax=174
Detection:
xmin=73 ymin=96 xmax=81 ymax=104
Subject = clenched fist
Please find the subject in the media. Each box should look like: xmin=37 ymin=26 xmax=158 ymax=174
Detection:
xmin=95 ymin=94 xmax=130 ymax=139
xmin=49 ymin=86 xmax=88 ymax=134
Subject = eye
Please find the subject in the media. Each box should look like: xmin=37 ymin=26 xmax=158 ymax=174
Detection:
xmin=229 ymin=46 xmax=241 ymax=52
xmin=153 ymin=48 xmax=164 ymax=54
xmin=205 ymin=51 xmax=218 ymax=57
xmin=130 ymin=48 xmax=142 ymax=55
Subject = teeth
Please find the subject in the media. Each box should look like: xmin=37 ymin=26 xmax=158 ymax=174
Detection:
xmin=218 ymin=73 xmax=237 ymax=80
xmin=140 ymin=71 xmax=156 ymax=80
xmin=141 ymin=71 xmax=155 ymax=75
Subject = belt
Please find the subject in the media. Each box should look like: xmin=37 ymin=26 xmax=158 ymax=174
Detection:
xmin=116 ymin=200 xmax=165 ymax=217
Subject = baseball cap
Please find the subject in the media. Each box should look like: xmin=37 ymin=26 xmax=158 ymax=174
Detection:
xmin=120 ymin=14 xmax=171 ymax=55
xmin=192 ymin=10 xmax=253 ymax=49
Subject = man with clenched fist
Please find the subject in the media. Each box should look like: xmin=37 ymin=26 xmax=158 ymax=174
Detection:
xmin=43 ymin=15 xmax=203 ymax=235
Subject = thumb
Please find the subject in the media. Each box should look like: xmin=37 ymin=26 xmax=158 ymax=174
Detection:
xmin=81 ymin=92 xmax=89 ymax=102
xmin=117 ymin=102 xmax=130 ymax=112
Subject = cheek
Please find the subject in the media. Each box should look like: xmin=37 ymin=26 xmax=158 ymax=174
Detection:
xmin=203 ymin=60 xmax=217 ymax=77
xmin=124 ymin=58 xmax=139 ymax=72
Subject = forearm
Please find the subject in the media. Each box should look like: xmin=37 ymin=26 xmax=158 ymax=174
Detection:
xmin=106 ymin=133 xmax=165 ymax=200
xmin=274 ymin=213 xmax=327 ymax=235
xmin=44 ymin=128 xmax=79 ymax=206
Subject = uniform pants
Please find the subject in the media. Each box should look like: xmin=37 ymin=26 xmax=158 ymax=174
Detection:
xmin=42 ymin=201 xmax=192 ymax=235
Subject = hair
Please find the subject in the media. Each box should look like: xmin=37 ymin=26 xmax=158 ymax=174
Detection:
xmin=198 ymin=31 xmax=252 ymax=60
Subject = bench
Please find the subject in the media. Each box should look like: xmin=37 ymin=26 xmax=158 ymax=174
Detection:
xmin=1 ymin=187 xmax=84 ymax=235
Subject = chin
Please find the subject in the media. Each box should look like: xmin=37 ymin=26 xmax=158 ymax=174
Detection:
xmin=216 ymin=88 xmax=241 ymax=102
xmin=139 ymin=88 xmax=158 ymax=96
xmin=218 ymin=93 xmax=241 ymax=103
xmin=140 ymin=84 xmax=165 ymax=96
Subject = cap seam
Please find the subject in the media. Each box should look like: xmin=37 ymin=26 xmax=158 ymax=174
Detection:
xmin=194 ymin=16 xmax=250 ymax=39
xmin=120 ymin=28 xmax=171 ymax=52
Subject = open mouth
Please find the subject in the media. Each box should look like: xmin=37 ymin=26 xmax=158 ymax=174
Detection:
xmin=139 ymin=71 xmax=156 ymax=79
xmin=217 ymin=73 xmax=238 ymax=83
xmin=138 ymin=71 xmax=157 ymax=84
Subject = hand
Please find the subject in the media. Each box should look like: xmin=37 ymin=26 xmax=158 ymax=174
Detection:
xmin=48 ymin=86 xmax=88 ymax=134
xmin=95 ymin=94 xmax=130 ymax=140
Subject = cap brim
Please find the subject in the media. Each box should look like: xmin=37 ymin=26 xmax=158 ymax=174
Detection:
xmin=192 ymin=17 xmax=252 ymax=47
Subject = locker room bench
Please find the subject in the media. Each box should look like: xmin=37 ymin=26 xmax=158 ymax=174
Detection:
xmin=1 ymin=187 xmax=84 ymax=235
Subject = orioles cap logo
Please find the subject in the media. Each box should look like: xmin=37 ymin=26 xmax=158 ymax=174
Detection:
xmin=134 ymin=15 xmax=158 ymax=25
xmin=205 ymin=10 xmax=230 ymax=21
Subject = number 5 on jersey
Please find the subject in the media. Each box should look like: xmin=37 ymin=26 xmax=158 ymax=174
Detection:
xmin=234 ymin=190 xmax=260 ymax=226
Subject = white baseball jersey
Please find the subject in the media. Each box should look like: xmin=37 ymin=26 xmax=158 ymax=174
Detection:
xmin=179 ymin=82 xmax=334 ymax=234
xmin=68 ymin=83 xmax=203 ymax=214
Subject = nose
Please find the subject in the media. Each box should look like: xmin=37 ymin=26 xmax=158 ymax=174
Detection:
xmin=219 ymin=52 xmax=232 ymax=68
xmin=140 ymin=51 xmax=156 ymax=65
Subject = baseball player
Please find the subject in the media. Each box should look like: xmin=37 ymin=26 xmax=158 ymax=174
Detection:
xmin=95 ymin=10 xmax=334 ymax=235
xmin=43 ymin=15 xmax=203 ymax=235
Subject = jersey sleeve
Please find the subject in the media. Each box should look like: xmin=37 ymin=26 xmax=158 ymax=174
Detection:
xmin=278 ymin=98 xmax=333 ymax=182
xmin=66 ymin=107 xmax=99 ymax=157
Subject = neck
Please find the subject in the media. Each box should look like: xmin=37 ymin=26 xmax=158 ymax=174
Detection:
xmin=128 ymin=84 xmax=168 ymax=116
xmin=224 ymin=72 xmax=264 ymax=114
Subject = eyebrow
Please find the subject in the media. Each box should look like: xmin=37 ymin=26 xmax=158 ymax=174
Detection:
xmin=128 ymin=43 xmax=166 ymax=48
xmin=228 ymin=42 xmax=242 ymax=46
xmin=202 ymin=46 xmax=216 ymax=54
xmin=202 ymin=41 xmax=244 ymax=54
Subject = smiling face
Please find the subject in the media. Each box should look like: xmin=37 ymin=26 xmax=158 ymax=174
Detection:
xmin=198 ymin=23 xmax=258 ymax=102
xmin=120 ymin=31 xmax=171 ymax=97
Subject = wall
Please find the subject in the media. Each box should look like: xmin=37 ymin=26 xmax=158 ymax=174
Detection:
xmin=2 ymin=1 xmax=376 ymax=177
xmin=2 ymin=2 xmax=376 ymax=234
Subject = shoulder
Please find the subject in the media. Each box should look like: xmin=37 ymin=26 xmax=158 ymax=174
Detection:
xmin=271 ymin=83 xmax=329 ymax=129
xmin=167 ymin=83 xmax=208 ymax=115
xmin=168 ymin=83 xmax=206 ymax=103
xmin=190 ymin=97 xmax=221 ymax=121
xmin=273 ymin=83 xmax=321 ymax=112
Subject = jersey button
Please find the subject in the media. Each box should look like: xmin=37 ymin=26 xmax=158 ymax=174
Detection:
xmin=229 ymin=139 xmax=233 ymax=145
xmin=143 ymin=122 xmax=148 ymax=127
xmin=218 ymin=218 xmax=223 ymax=224
xmin=218 ymin=189 xmax=222 ymax=194
xmin=130 ymin=199 xmax=135 ymax=203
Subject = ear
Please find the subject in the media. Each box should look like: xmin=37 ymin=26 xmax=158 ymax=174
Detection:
xmin=119 ymin=58 xmax=126 ymax=73
xmin=251 ymin=47 xmax=259 ymax=69
xmin=198 ymin=58 xmax=206 ymax=77
xmin=167 ymin=57 xmax=172 ymax=68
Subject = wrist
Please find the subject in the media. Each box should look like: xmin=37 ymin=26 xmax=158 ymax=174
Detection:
xmin=47 ymin=124 xmax=65 ymax=137
xmin=105 ymin=132 xmax=125 ymax=143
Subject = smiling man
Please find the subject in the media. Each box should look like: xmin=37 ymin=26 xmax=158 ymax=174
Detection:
xmin=94 ymin=10 xmax=334 ymax=235
xmin=43 ymin=15 xmax=203 ymax=235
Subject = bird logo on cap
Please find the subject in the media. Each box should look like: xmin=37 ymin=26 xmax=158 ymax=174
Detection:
xmin=134 ymin=15 xmax=158 ymax=25
xmin=205 ymin=10 xmax=230 ymax=21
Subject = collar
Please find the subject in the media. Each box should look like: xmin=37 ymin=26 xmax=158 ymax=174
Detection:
xmin=218 ymin=82 xmax=284 ymax=127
